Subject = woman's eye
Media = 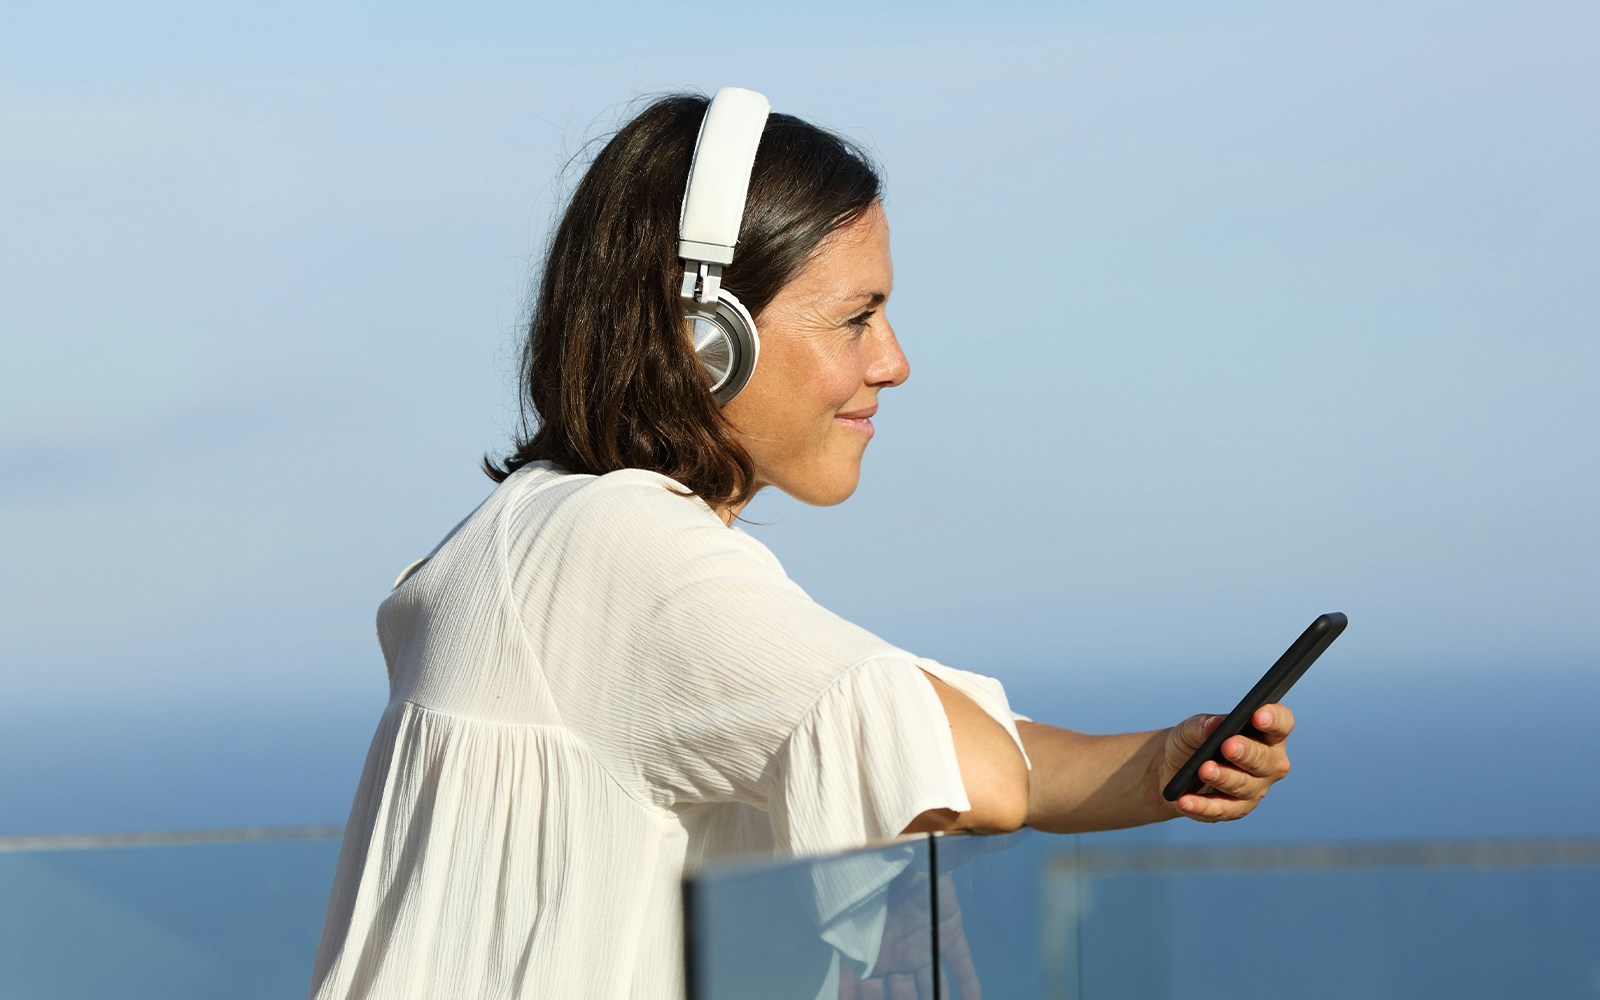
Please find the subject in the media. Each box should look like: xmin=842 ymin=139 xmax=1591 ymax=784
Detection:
xmin=847 ymin=310 xmax=875 ymax=329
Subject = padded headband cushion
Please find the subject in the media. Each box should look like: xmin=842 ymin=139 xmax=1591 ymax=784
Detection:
xmin=678 ymin=88 xmax=772 ymax=266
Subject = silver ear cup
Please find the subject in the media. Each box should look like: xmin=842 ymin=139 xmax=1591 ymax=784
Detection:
xmin=691 ymin=289 xmax=759 ymax=405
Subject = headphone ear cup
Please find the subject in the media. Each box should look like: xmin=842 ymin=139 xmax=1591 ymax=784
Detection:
xmin=691 ymin=289 xmax=759 ymax=405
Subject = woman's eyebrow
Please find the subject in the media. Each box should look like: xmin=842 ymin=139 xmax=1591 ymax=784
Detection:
xmin=829 ymin=291 xmax=887 ymax=309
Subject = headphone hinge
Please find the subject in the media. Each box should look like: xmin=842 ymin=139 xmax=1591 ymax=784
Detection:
xmin=680 ymin=261 xmax=723 ymax=307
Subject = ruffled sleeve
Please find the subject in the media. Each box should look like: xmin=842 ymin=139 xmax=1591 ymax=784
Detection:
xmin=769 ymin=656 xmax=1011 ymax=856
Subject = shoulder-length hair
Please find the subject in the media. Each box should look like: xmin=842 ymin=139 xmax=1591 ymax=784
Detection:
xmin=484 ymin=93 xmax=883 ymax=510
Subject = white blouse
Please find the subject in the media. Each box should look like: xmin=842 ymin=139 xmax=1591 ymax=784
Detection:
xmin=308 ymin=463 xmax=1025 ymax=1000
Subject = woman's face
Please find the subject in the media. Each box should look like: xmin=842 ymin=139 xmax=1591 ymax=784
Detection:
xmin=724 ymin=202 xmax=909 ymax=514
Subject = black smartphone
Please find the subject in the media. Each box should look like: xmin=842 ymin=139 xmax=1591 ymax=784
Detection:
xmin=1161 ymin=612 xmax=1347 ymax=802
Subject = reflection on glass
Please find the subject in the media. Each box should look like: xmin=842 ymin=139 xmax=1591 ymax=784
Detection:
xmin=686 ymin=832 xmax=1082 ymax=1000
xmin=686 ymin=838 xmax=933 ymax=1000
xmin=833 ymin=862 xmax=942 ymax=998
xmin=0 ymin=835 xmax=341 ymax=1000
xmin=936 ymin=829 xmax=1079 ymax=1000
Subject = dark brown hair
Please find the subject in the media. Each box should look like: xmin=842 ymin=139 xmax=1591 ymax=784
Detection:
xmin=484 ymin=93 xmax=883 ymax=510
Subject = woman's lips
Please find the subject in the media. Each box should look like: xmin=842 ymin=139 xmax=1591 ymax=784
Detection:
xmin=835 ymin=407 xmax=876 ymax=436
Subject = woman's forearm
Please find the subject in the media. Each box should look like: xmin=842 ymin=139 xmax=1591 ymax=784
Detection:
xmin=1017 ymin=721 xmax=1182 ymax=833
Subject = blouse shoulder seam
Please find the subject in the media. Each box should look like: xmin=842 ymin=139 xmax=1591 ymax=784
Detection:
xmin=393 ymin=697 xmax=568 ymax=730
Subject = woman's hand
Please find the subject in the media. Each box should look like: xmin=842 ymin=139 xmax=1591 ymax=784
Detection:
xmin=1159 ymin=705 xmax=1295 ymax=822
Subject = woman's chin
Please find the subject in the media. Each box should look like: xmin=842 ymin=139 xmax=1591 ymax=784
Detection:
xmin=780 ymin=471 xmax=862 ymax=508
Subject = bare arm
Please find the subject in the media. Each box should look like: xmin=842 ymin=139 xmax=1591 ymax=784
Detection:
xmin=895 ymin=672 xmax=1295 ymax=837
xmin=1020 ymin=705 xmax=1296 ymax=834
xmin=901 ymin=672 xmax=1031 ymax=836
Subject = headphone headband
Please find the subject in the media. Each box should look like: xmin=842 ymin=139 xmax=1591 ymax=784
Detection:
xmin=678 ymin=88 xmax=771 ymax=268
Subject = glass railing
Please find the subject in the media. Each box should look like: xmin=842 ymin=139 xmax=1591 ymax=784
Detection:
xmin=0 ymin=828 xmax=341 ymax=1000
xmin=686 ymin=835 xmax=935 ymax=999
xmin=1049 ymin=837 xmax=1600 ymax=1000
xmin=4 ymin=828 xmax=1596 ymax=998
xmin=686 ymin=832 xmax=1600 ymax=999
xmin=686 ymin=831 xmax=1063 ymax=1000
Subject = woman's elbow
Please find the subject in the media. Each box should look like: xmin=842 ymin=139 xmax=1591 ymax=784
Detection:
xmin=918 ymin=670 xmax=1031 ymax=835
xmin=904 ymin=757 xmax=1029 ymax=836
xmin=963 ymin=759 xmax=1030 ymax=834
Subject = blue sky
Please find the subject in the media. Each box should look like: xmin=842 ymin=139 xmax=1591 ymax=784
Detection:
xmin=2 ymin=1 xmax=1596 ymax=832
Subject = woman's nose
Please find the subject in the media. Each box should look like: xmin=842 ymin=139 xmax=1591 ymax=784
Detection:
xmin=870 ymin=323 xmax=910 ymax=388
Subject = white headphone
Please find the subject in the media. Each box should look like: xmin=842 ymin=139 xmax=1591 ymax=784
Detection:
xmin=679 ymin=87 xmax=770 ymax=405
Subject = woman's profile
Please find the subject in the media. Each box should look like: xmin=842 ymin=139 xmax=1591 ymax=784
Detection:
xmin=307 ymin=88 xmax=1295 ymax=1000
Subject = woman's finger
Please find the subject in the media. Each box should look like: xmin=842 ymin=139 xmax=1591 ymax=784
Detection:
xmin=856 ymin=975 xmax=886 ymax=1000
xmin=1199 ymin=759 xmax=1273 ymax=799
xmin=939 ymin=916 xmax=983 ymax=1000
xmin=1177 ymin=790 xmax=1256 ymax=822
xmin=1220 ymin=734 xmax=1291 ymax=780
xmin=885 ymin=971 xmax=918 ymax=1000
xmin=1173 ymin=712 xmax=1218 ymax=754
xmin=1252 ymin=703 xmax=1295 ymax=743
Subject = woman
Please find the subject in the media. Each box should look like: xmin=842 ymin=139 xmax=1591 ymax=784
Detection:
xmin=308 ymin=89 xmax=1293 ymax=1000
